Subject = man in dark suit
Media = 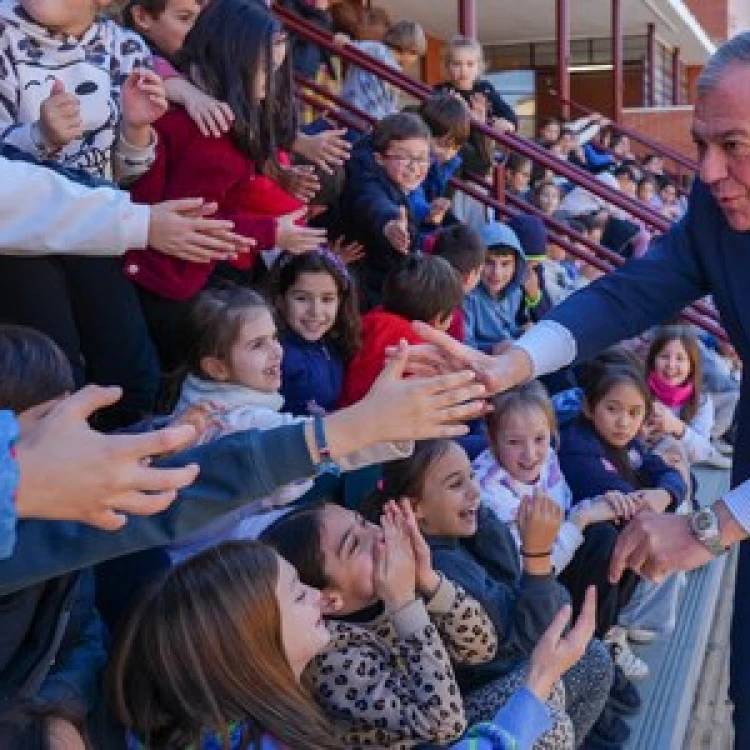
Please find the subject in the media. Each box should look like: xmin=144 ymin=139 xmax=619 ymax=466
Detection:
xmin=407 ymin=32 xmax=750 ymax=748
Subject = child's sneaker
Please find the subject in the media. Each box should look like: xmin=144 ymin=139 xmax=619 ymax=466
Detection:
xmin=605 ymin=627 xmax=649 ymax=680
xmin=627 ymin=627 xmax=658 ymax=644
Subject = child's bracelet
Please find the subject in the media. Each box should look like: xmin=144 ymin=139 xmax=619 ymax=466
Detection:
xmin=520 ymin=548 xmax=552 ymax=558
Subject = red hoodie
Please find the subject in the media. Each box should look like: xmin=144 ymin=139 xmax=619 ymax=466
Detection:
xmin=123 ymin=107 xmax=303 ymax=301
xmin=339 ymin=309 xmax=424 ymax=407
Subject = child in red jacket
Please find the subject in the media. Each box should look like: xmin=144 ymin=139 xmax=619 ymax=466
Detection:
xmin=124 ymin=0 xmax=326 ymax=367
xmin=339 ymin=255 xmax=464 ymax=406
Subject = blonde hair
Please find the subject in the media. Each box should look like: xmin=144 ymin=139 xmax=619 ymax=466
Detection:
xmin=444 ymin=34 xmax=486 ymax=73
xmin=485 ymin=380 xmax=559 ymax=448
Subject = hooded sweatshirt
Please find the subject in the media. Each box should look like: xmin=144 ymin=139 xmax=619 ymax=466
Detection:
xmin=0 ymin=0 xmax=155 ymax=182
xmin=463 ymin=224 xmax=528 ymax=351
xmin=169 ymin=374 xmax=412 ymax=561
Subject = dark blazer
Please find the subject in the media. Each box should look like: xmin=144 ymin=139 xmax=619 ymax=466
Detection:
xmin=547 ymin=180 xmax=750 ymax=488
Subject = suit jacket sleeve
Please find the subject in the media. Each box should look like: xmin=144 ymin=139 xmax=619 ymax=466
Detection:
xmin=547 ymin=191 xmax=711 ymax=361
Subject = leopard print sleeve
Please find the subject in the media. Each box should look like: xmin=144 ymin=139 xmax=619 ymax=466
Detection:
xmin=305 ymin=604 xmax=467 ymax=748
xmin=425 ymin=577 xmax=498 ymax=665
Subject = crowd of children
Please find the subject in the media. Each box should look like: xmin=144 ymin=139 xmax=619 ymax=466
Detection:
xmin=0 ymin=0 xmax=739 ymax=749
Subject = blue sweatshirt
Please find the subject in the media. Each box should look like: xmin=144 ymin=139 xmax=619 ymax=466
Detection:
xmin=558 ymin=417 xmax=686 ymax=508
xmin=280 ymin=331 xmax=345 ymax=416
xmin=464 ymin=248 xmax=550 ymax=352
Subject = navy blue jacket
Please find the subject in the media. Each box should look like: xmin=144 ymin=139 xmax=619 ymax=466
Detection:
xmin=558 ymin=418 xmax=686 ymax=509
xmin=280 ymin=331 xmax=344 ymax=416
xmin=546 ymin=180 xmax=750 ymax=487
xmin=428 ymin=507 xmax=570 ymax=692
xmin=0 ymin=424 xmax=315 ymax=595
xmin=341 ymin=135 xmax=420 ymax=304
xmin=0 ymin=571 xmax=106 ymax=747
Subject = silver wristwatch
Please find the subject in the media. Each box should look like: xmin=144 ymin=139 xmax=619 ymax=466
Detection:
xmin=689 ymin=507 xmax=726 ymax=556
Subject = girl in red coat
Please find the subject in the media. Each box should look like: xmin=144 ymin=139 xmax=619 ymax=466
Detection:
xmin=125 ymin=0 xmax=326 ymax=368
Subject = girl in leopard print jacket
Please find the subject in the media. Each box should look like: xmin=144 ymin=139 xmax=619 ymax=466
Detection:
xmin=262 ymin=501 xmax=498 ymax=749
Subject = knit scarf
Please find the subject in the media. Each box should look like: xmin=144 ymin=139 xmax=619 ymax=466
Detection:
xmin=648 ymin=371 xmax=694 ymax=409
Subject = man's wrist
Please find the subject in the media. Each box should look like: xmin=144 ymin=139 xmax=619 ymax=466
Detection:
xmin=716 ymin=499 xmax=749 ymax=547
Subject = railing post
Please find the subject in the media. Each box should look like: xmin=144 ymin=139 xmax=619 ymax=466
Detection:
xmin=672 ymin=46 xmax=682 ymax=105
xmin=458 ymin=0 xmax=477 ymax=39
xmin=492 ymin=162 xmax=506 ymax=208
xmin=556 ymin=0 xmax=570 ymax=120
xmin=611 ymin=0 xmax=623 ymax=122
xmin=646 ymin=22 xmax=656 ymax=107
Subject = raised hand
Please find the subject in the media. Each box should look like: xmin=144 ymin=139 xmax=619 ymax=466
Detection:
xmin=147 ymin=198 xmax=256 ymax=263
xmin=14 ymin=385 xmax=200 ymax=530
xmin=517 ymin=489 xmax=563 ymax=558
xmin=276 ymin=207 xmax=327 ymax=254
xmin=294 ymin=128 xmax=352 ymax=174
xmin=39 ymin=79 xmax=83 ymax=150
xmin=330 ymin=235 xmax=365 ymax=265
xmin=266 ymin=161 xmax=321 ymax=203
xmin=373 ymin=509 xmax=417 ymax=610
xmin=383 ymin=206 xmax=411 ymax=254
xmin=391 ymin=499 xmax=442 ymax=598
xmin=426 ymin=197 xmax=451 ymax=225
xmin=527 ymin=586 xmax=596 ymax=701
xmin=121 ymin=69 xmax=168 ymax=132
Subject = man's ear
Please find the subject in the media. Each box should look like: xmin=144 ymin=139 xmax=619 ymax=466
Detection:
xmin=319 ymin=588 xmax=345 ymax=615
xmin=200 ymin=356 xmax=230 ymax=382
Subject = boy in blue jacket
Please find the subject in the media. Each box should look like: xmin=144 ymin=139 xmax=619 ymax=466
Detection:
xmin=464 ymin=217 xmax=551 ymax=353
xmin=341 ymin=112 xmax=432 ymax=307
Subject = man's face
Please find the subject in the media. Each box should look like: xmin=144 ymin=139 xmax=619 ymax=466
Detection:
xmin=693 ymin=65 xmax=750 ymax=231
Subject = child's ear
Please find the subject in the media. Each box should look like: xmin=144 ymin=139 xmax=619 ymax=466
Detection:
xmin=319 ymin=588 xmax=345 ymax=615
xmin=581 ymin=397 xmax=593 ymax=419
xmin=200 ymin=356 xmax=231 ymax=382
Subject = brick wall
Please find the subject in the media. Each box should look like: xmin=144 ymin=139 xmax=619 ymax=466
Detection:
xmin=684 ymin=0 xmax=729 ymax=43
xmin=622 ymin=107 xmax=697 ymax=162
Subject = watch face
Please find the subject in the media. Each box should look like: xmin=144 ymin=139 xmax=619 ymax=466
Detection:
xmin=695 ymin=514 xmax=712 ymax=532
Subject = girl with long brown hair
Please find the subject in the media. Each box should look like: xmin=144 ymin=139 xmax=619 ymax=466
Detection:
xmin=109 ymin=541 xmax=339 ymax=750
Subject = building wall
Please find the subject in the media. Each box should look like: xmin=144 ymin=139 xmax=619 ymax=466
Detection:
xmin=729 ymin=0 xmax=750 ymax=36
xmin=684 ymin=0 xmax=729 ymax=43
xmin=622 ymin=107 xmax=696 ymax=161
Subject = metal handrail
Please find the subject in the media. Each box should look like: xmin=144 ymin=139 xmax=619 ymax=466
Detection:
xmin=277 ymin=5 xmax=678 ymax=236
xmin=288 ymin=16 xmax=726 ymax=339
xmin=552 ymin=91 xmax=698 ymax=174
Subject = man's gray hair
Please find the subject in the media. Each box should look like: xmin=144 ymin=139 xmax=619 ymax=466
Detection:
xmin=697 ymin=31 xmax=750 ymax=96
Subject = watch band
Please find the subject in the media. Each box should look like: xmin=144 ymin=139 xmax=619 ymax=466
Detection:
xmin=313 ymin=414 xmax=334 ymax=466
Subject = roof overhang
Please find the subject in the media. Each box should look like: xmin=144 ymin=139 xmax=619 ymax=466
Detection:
xmin=377 ymin=0 xmax=715 ymax=65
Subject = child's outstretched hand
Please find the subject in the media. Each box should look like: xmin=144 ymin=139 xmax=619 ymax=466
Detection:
xmin=39 ymin=79 xmax=83 ymax=150
xmin=569 ymin=493 xmax=618 ymax=530
xmin=384 ymin=206 xmax=411 ymax=254
xmin=527 ymin=586 xmax=596 ymax=701
xmin=426 ymin=197 xmax=451 ymax=226
xmin=469 ymin=92 xmax=489 ymax=123
xmin=605 ymin=490 xmax=647 ymax=523
xmin=266 ymin=161 xmax=321 ymax=203
xmin=390 ymin=499 xmax=442 ymax=599
xmin=121 ymin=69 xmax=168 ymax=132
xmin=276 ymin=207 xmax=327 ymax=254
xmin=330 ymin=235 xmax=365 ymax=265
xmin=373 ymin=508 xmax=417 ymax=611
xmin=170 ymin=402 xmax=227 ymax=449
xmin=184 ymin=89 xmax=234 ymax=138
xmin=517 ymin=490 xmax=562 ymax=569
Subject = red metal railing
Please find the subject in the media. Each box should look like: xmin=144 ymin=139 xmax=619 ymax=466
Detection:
xmin=551 ymin=91 xmax=698 ymax=179
xmin=286 ymin=8 xmax=726 ymax=340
